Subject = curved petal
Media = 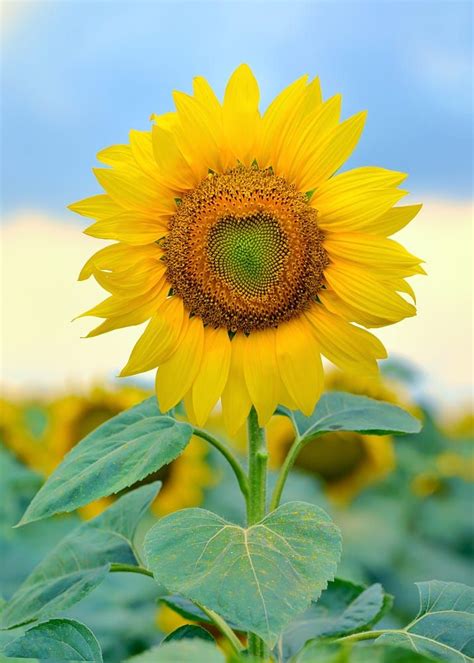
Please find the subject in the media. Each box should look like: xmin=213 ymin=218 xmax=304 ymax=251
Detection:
xmin=244 ymin=328 xmax=279 ymax=426
xmin=151 ymin=124 xmax=196 ymax=190
xmin=192 ymin=327 xmax=232 ymax=426
xmin=221 ymin=333 xmax=252 ymax=434
xmin=120 ymin=297 xmax=186 ymax=376
xmin=298 ymin=111 xmax=367 ymax=193
xmin=94 ymin=166 xmax=175 ymax=215
xmin=276 ymin=318 xmax=323 ymax=415
xmin=68 ymin=194 xmax=123 ymax=220
xmin=371 ymin=204 xmax=423 ymax=236
xmin=324 ymin=261 xmax=416 ymax=325
xmin=130 ymin=129 xmax=162 ymax=182
xmin=305 ymin=303 xmax=386 ymax=375
xmin=85 ymin=211 xmax=169 ymax=245
xmin=223 ymin=64 xmax=260 ymax=166
xmin=156 ymin=315 xmax=205 ymax=412
xmin=313 ymin=167 xmax=408 ymax=231
xmin=324 ymin=231 xmax=425 ymax=277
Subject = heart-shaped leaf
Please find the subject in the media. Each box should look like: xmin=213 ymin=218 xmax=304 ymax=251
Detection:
xmin=280 ymin=392 xmax=421 ymax=442
xmin=19 ymin=398 xmax=192 ymax=526
xmin=125 ymin=640 xmax=225 ymax=662
xmin=145 ymin=501 xmax=341 ymax=646
xmin=377 ymin=581 xmax=474 ymax=662
xmin=282 ymin=579 xmax=392 ymax=660
xmin=3 ymin=619 xmax=102 ymax=662
xmin=1 ymin=483 xmax=160 ymax=629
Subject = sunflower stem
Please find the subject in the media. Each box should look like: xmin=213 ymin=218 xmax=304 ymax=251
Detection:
xmin=193 ymin=427 xmax=249 ymax=498
xmin=246 ymin=407 xmax=269 ymax=660
xmin=194 ymin=602 xmax=244 ymax=655
xmin=109 ymin=563 xmax=154 ymax=578
xmin=270 ymin=433 xmax=321 ymax=511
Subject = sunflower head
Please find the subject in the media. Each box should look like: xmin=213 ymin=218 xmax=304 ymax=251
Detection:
xmin=71 ymin=65 xmax=423 ymax=431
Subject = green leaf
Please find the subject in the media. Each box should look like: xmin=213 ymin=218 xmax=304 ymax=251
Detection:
xmin=18 ymin=398 xmax=192 ymax=525
xmin=3 ymin=619 xmax=102 ymax=662
xmin=162 ymin=625 xmax=215 ymax=643
xmin=280 ymin=391 xmax=421 ymax=441
xmin=282 ymin=579 xmax=392 ymax=660
xmin=145 ymin=501 xmax=342 ymax=646
xmin=1 ymin=483 xmax=160 ymax=629
xmin=125 ymin=640 xmax=225 ymax=662
xmin=377 ymin=580 xmax=474 ymax=662
xmin=293 ymin=641 xmax=439 ymax=662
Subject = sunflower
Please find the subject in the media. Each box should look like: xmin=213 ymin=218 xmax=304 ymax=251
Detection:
xmin=70 ymin=65 xmax=423 ymax=431
xmin=266 ymin=370 xmax=416 ymax=503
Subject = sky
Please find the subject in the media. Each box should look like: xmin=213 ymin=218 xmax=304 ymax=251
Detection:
xmin=1 ymin=0 xmax=473 ymax=406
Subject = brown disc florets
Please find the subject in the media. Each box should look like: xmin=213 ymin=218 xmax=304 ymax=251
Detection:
xmin=163 ymin=166 xmax=329 ymax=333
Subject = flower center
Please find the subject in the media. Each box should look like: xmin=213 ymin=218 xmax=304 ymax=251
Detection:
xmin=164 ymin=166 xmax=328 ymax=333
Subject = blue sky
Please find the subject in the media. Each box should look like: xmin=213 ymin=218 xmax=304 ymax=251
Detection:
xmin=1 ymin=0 xmax=472 ymax=218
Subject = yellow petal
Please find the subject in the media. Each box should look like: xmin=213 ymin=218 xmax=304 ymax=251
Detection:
xmin=276 ymin=318 xmax=323 ymax=415
xmin=223 ymin=64 xmax=260 ymax=166
xmin=221 ymin=333 xmax=252 ymax=435
xmin=82 ymin=278 xmax=167 ymax=320
xmin=129 ymin=129 xmax=162 ymax=181
xmin=319 ymin=289 xmax=388 ymax=328
xmin=192 ymin=327 xmax=232 ymax=426
xmin=298 ymin=111 xmax=367 ymax=192
xmin=313 ymin=167 xmax=408 ymax=231
xmin=277 ymin=94 xmax=342 ymax=184
xmin=68 ymin=194 xmax=123 ymax=220
xmin=305 ymin=303 xmax=386 ymax=375
xmin=173 ymin=91 xmax=221 ymax=176
xmin=121 ymin=297 xmax=186 ymax=376
xmin=79 ymin=243 xmax=159 ymax=281
xmin=244 ymin=328 xmax=279 ymax=426
xmin=97 ymin=144 xmax=135 ymax=167
xmin=151 ymin=124 xmax=196 ymax=190
xmin=324 ymin=231 xmax=425 ymax=277
xmin=258 ymin=75 xmax=309 ymax=168
xmin=92 ymin=260 xmax=166 ymax=297
xmin=85 ymin=211 xmax=169 ymax=245
xmin=94 ymin=166 xmax=175 ymax=215
xmin=324 ymin=261 xmax=416 ymax=325
xmin=372 ymin=204 xmax=423 ymax=236
xmin=156 ymin=315 xmax=205 ymax=412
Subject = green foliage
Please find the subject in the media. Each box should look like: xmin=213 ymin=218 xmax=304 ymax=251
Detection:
xmin=293 ymin=641 xmax=439 ymax=662
xmin=124 ymin=639 xmax=225 ymax=662
xmin=281 ymin=579 xmax=392 ymax=660
xmin=145 ymin=501 xmax=341 ymax=646
xmin=280 ymin=391 xmax=421 ymax=441
xmin=3 ymin=619 xmax=102 ymax=662
xmin=162 ymin=625 xmax=215 ymax=643
xmin=18 ymin=399 xmax=192 ymax=525
xmin=1 ymin=483 xmax=160 ymax=629
xmin=377 ymin=581 xmax=474 ymax=661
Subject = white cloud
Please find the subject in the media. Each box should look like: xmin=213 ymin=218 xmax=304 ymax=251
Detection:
xmin=1 ymin=202 xmax=472 ymax=407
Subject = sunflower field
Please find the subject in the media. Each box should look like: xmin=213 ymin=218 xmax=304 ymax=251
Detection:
xmin=1 ymin=2 xmax=473 ymax=662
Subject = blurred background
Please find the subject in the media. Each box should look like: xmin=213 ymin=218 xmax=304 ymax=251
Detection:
xmin=1 ymin=1 xmax=472 ymax=660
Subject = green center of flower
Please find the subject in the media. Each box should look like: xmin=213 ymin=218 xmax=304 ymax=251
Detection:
xmin=207 ymin=213 xmax=288 ymax=298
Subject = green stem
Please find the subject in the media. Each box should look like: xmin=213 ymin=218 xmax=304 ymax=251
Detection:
xmin=110 ymin=564 xmax=243 ymax=655
xmin=246 ymin=407 xmax=269 ymax=660
xmin=193 ymin=427 xmax=249 ymax=498
xmin=195 ymin=602 xmax=244 ymax=655
xmin=109 ymin=563 xmax=154 ymax=578
xmin=336 ymin=629 xmax=387 ymax=643
xmin=270 ymin=433 xmax=306 ymax=511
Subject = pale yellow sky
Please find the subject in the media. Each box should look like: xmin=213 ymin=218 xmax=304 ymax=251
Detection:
xmin=1 ymin=200 xmax=472 ymax=408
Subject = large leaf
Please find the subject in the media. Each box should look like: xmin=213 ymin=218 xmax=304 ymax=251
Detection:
xmin=282 ymin=579 xmax=391 ymax=660
xmin=280 ymin=392 xmax=421 ymax=442
xmin=1 ymin=483 xmax=160 ymax=629
xmin=377 ymin=581 xmax=474 ymax=662
xmin=3 ymin=619 xmax=102 ymax=662
xmin=145 ymin=501 xmax=341 ymax=646
xmin=19 ymin=398 xmax=192 ymax=525
xmin=125 ymin=640 xmax=225 ymax=662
